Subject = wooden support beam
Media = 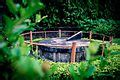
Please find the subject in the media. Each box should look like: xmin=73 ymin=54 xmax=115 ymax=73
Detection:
xmin=101 ymin=35 xmax=105 ymax=56
xmin=71 ymin=42 xmax=77 ymax=63
xmin=59 ymin=29 xmax=61 ymax=38
xmin=109 ymin=36 xmax=113 ymax=45
xmin=30 ymin=31 xmax=33 ymax=45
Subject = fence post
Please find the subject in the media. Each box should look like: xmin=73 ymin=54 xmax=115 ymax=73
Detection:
xmin=59 ymin=29 xmax=61 ymax=38
xmin=30 ymin=31 xmax=33 ymax=45
xmin=89 ymin=31 xmax=92 ymax=41
xmin=101 ymin=35 xmax=105 ymax=56
xmin=71 ymin=42 xmax=77 ymax=63
xmin=109 ymin=36 xmax=113 ymax=45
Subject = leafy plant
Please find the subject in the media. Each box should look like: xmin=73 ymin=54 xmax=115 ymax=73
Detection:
xmin=88 ymin=42 xmax=100 ymax=55
xmin=93 ymin=54 xmax=120 ymax=79
xmin=69 ymin=47 xmax=95 ymax=80
xmin=113 ymin=38 xmax=120 ymax=45
xmin=0 ymin=0 xmax=44 ymax=79
xmin=24 ymin=13 xmax=47 ymax=30
xmin=69 ymin=62 xmax=95 ymax=80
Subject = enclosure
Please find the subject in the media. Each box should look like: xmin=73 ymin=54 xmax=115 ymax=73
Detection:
xmin=21 ymin=30 xmax=112 ymax=63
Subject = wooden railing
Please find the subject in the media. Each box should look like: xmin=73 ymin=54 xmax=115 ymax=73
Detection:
xmin=22 ymin=30 xmax=113 ymax=62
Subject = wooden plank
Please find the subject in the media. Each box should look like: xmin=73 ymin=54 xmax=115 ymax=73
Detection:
xmin=109 ymin=36 xmax=113 ymax=45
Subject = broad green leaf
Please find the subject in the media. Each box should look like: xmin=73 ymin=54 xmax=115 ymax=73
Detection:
xmin=86 ymin=48 xmax=91 ymax=61
xmin=22 ymin=0 xmax=27 ymax=5
xmin=78 ymin=62 xmax=88 ymax=77
xmin=85 ymin=66 xmax=95 ymax=78
xmin=69 ymin=65 xmax=79 ymax=80
xmin=89 ymin=42 xmax=100 ymax=54
xmin=11 ymin=47 xmax=21 ymax=59
xmin=19 ymin=7 xmax=26 ymax=17
xmin=99 ymin=57 xmax=108 ymax=68
xmin=36 ymin=14 xmax=41 ymax=23
xmin=0 ymin=42 xmax=7 ymax=48
xmin=18 ymin=36 xmax=24 ymax=46
xmin=12 ymin=25 xmax=28 ymax=35
xmin=4 ymin=15 xmax=14 ymax=35
xmin=6 ymin=0 xmax=18 ymax=15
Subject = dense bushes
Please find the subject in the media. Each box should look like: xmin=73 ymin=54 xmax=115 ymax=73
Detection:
xmin=40 ymin=0 xmax=112 ymax=27
xmin=93 ymin=54 xmax=120 ymax=79
xmin=113 ymin=38 xmax=120 ymax=45
xmin=36 ymin=0 xmax=119 ymax=36
xmin=37 ymin=54 xmax=120 ymax=80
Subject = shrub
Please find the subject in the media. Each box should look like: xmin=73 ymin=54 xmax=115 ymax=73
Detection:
xmin=93 ymin=54 xmax=120 ymax=79
xmin=108 ymin=44 xmax=120 ymax=52
xmin=113 ymin=38 xmax=120 ymax=45
xmin=37 ymin=54 xmax=120 ymax=80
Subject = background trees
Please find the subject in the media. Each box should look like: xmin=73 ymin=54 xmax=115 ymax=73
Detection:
xmin=40 ymin=0 xmax=120 ymax=37
xmin=1 ymin=0 xmax=120 ymax=37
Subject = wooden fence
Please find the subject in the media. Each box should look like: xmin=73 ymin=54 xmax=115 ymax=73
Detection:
xmin=22 ymin=30 xmax=113 ymax=63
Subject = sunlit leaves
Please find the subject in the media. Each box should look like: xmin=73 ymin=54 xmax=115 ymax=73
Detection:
xmin=35 ymin=14 xmax=48 ymax=23
xmin=89 ymin=42 xmax=100 ymax=55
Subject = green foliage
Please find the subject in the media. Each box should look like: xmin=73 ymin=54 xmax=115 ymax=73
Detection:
xmin=38 ymin=0 xmax=117 ymax=36
xmin=37 ymin=54 xmax=120 ymax=80
xmin=69 ymin=62 xmax=95 ymax=80
xmin=88 ymin=41 xmax=100 ymax=55
xmin=0 ymin=0 xmax=44 ymax=79
xmin=106 ymin=38 xmax=120 ymax=55
xmin=113 ymin=38 xmax=120 ymax=45
xmin=92 ymin=19 xmax=116 ymax=35
xmin=43 ymin=64 xmax=58 ymax=80
xmin=93 ymin=54 xmax=120 ymax=79
xmin=24 ymin=13 xmax=47 ymax=30
xmin=12 ymin=57 xmax=44 ymax=80
xmin=108 ymin=44 xmax=120 ymax=54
